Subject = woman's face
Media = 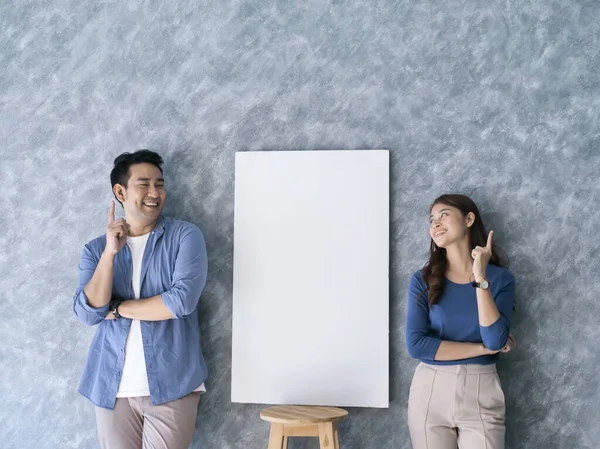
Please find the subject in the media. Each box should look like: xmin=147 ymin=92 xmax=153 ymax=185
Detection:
xmin=429 ymin=203 xmax=473 ymax=248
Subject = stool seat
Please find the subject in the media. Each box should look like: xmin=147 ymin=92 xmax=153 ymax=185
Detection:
xmin=260 ymin=405 xmax=348 ymax=449
xmin=260 ymin=405 xmax=348 ymax=424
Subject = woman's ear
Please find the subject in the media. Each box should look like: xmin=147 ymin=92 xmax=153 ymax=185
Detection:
xmin=465 ymin=212 xmax=476 ymax=228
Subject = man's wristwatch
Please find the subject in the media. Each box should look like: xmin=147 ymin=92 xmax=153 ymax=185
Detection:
xmin=111 ymin=302 xmax=122 ymax=319
xmin=109 ymin=294 xmax=124 ymax=319
xmin=472 ymin=279 xmax=490 ymax=290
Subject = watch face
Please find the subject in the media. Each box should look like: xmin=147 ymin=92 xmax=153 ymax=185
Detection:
xmin=481 ymin=280 xmax=490 ymax=289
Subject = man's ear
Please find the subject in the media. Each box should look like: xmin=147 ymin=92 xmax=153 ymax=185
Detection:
xmin=465 ymin=212 xmax=476 ymax=228
xmin=113 ymin=184 xmax=126 ymax=204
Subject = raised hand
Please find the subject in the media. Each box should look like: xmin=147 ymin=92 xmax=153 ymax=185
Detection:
xmin=105 ymin=200 xmax=129 ymax=256
xmin=472 ymin=230 xmax=493 ymax=279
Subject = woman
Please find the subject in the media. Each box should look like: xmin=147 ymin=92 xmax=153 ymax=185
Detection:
xmin=405 ymin=194 xmax=516 ymax=449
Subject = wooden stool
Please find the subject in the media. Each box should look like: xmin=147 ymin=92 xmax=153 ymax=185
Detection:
xmin=260 ymin=405 xmax=348 ymax=449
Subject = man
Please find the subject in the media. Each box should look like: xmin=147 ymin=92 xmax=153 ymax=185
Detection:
xmin=73 ymin=150 xmax=208 ymax=448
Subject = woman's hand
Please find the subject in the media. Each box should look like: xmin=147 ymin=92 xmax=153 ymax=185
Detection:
xmin=484 ymin=334 xmax=516 ymax=355
xmin=499 ymin=334 xmax=516 ymax=353
xmin=472 ymin=230 xmax=493 ymax=280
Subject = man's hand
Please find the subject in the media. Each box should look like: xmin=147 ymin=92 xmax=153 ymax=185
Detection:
xmin=105 ymin=201 xmax=129 ymax=256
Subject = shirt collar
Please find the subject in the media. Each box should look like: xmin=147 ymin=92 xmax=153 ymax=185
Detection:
xmin=152 ymin=215 xmax=166 ymax=239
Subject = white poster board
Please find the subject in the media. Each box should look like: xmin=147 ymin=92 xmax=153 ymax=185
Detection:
xmin=231 ymin=150 xmax=389 ymax=408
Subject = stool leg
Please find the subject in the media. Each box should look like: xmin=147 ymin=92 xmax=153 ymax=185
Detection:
xmin=318 ymin=423 xmax=336 ymax=449
xmin=333 ymin=423 xmax=340 ymax=449
xmin=268 ymin=423 xmax=285 ymax=449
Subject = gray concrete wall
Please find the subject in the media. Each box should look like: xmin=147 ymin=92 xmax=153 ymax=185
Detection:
xmin=1 ymin=1 xmax=599 ymax=448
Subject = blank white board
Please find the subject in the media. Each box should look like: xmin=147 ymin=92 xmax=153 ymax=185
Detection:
xmin=231 ymin=150 xmax=389 ymax=408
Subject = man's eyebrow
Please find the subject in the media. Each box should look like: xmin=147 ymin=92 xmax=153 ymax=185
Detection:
xmin=135 ymin=177 xmax=164 ymax=182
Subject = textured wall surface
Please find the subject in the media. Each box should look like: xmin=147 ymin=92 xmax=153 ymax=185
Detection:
xmin=1 ymin=1 xmax=599 ymax=448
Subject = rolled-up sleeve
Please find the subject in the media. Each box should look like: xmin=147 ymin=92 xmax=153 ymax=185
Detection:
xmin=480 ymin=271 xmax=515 ymax=351
xmin=73 ymin=243 xmax=109 ymax=326
xmin=160 ymin=225 xmax=208 ymax=319
xmin=405 ymin=273 xmax=442 ymax=361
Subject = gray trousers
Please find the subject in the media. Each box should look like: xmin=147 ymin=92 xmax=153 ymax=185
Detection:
xmin=95 ymin=392 xmax=201 ymax=449
xmin=408 ymin=362 xmax=506 ymax=449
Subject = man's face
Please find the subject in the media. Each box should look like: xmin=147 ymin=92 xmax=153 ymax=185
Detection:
xmin=115 ymin=163 xmax=166 ymax=224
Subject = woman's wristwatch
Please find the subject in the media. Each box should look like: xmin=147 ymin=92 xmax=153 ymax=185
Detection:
xmin=472 ymin=279 xmax=490 ymax=290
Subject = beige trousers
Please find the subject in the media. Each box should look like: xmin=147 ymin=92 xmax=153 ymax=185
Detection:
xmin=95 ymin=392 xmax=201 ymax=449
xmin=408 ymin=362 xmax=506 ymax=449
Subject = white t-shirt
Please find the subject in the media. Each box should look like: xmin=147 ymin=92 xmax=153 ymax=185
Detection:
xmin=116 ymin=232 xmax=205 ymax=397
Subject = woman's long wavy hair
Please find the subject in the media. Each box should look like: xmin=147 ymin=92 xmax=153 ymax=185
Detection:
xmin=422 ymin=194 xmax=509 ymax=306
